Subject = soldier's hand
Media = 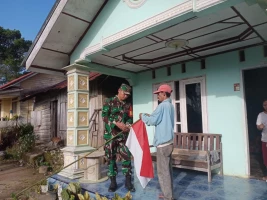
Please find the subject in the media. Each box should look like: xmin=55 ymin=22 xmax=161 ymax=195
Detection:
xmin=124 ymin=125 xmax=130 ymax=133
xmin=116 ymin=122 xmax=129 ymax=132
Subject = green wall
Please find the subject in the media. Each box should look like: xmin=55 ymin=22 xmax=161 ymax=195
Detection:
xmin=71 ymin=0 xmax=189 ymax=63
xmin=71 ymin=0 xmax=244 ymax=63
xmin=133 ymin=45 xmax=267 ymax=176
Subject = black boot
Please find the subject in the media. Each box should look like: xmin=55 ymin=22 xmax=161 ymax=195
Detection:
xmin=125 ymin=175 xmax=135 ymax=192
xmin=108 ymin=176 xmax=117 ymax=192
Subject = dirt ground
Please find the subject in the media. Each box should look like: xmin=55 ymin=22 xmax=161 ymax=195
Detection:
xmin=0 ymin=160 xmax=48 ymax=200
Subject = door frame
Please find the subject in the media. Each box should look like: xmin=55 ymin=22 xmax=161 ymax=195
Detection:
xmin=241 ymin=63 xmax=267 ymax=177
xmin=152 ymin=76 xmax=208 ymax=133
xmin=51 ymin=100 xmax=58 ymax=138
xmin=180 ymin=76 xmax=208 ymax=133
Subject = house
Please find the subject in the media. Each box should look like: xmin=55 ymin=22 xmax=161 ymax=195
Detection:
xmin=0 ymin=72 xmax=66 ymax=123
xmin=19 ymin=73 xmax=129 ymax=146
xmin=22 ymin=0 xmax=267 ymax=180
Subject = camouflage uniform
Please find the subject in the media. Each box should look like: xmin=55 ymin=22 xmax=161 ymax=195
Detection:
xmin=102 ymin=84 xmax=133 ymax=177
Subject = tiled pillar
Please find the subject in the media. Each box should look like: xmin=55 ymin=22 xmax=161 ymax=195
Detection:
xmin=59 ymin=67 xmax=94 ymax=179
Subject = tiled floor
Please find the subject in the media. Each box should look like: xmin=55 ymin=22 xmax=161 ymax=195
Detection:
xmin=250 ymin=153 xmax=265 ymax=179
xmin=49 ymin=163 xmax=267 ymax=200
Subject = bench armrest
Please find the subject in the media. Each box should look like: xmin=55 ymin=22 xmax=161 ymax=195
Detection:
xmin=207 ymin=150 xmax=221 ymax=164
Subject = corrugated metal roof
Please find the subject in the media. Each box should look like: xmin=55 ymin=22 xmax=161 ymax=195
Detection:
xmin=20 ymin=72 xmax=101 ymax=101
xmin=0 ymin=72 xmax=36 ymax=90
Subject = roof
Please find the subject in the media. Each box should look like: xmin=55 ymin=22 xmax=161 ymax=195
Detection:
xmin=20 ymin=72 xmax=101 ymax=101
xmin=23 ymin=0 xmax=107 ymax=74
xmin=23 ymin=1 xmax=267 ymax=75
xmin=21 ymin=0 xmax=61 ymax=67
xmin=0 ymin=72 xmax=36 ymax=90
xmin=84 ymin=2 xmax=267 ymax=73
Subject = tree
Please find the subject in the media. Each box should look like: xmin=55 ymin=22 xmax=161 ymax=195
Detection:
xmin=0 ymin=26 xmax=32 ymax=82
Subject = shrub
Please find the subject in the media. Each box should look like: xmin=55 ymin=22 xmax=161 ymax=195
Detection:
xmin=61 ymin=182 xmax=132 ymax=200
xmin=0 ymin=126 xmax=19 ymax=151
xmin=2 ymin=124 xmax=35 ymax=159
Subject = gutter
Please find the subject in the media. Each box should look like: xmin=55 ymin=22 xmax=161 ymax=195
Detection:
xmin=21 ymin=0 xmax=61 ymax=67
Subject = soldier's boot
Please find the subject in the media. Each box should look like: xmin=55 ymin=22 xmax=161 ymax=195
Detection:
xmin=125 ymin=175 xmax=135 ymax=192
xmin=108 ymin=176 xmax=117 ymax=192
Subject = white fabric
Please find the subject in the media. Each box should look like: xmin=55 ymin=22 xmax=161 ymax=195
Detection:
xmin=256 ymin=112 xmax=267 ymax=142
xmin=210 ymin=150 xmax=219 ymax=165
xmin=126 ymin=127 xmax=152 ymax=188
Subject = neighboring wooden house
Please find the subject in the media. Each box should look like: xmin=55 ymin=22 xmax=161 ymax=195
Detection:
xmin=20 ymin=81 xmax=68 ymax=143
xmin=0 ymin=72 xmax=66 ymax=123
xmin=21 ymin=73 xmax=129 ymax=146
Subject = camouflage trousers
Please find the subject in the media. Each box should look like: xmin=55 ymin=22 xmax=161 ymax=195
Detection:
xmin=104 ymin=135 xmax=132 ymax=177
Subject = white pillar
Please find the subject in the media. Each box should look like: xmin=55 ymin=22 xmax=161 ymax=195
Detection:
xmin=59 ymin=67 xmax=94 ymax=179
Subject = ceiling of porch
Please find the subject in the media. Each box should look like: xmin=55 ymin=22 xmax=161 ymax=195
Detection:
xmin=25 ymin=0 xmax=107 ymax=73
xmin=90 ymin=2 xmax=267 ymax=73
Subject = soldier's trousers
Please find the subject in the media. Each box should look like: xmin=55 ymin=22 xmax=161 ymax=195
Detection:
xmin=104 ymin=137 xmax=132 ymax=177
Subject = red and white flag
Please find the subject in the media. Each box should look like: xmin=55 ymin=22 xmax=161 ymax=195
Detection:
xmin=126 ymin=120 xmax=154 ymax=188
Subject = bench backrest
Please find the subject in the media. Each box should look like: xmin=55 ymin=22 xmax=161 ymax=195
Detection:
xmin=173 ymin=133 xmax=222 ymax=151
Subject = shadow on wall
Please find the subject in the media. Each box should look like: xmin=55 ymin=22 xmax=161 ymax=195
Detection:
xmin=244 ymin=67 xmax=267 ymax=153
xmin=98 ymin=75 xmax=132 ymax=105
xmin=73 ymin=0 xmax=121 ymax=59
xmin=133 ymin=48 xmax=267 ymax=106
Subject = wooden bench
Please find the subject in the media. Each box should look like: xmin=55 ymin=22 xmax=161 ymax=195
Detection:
xmin=151 ymin=133 xmax=223 ymax=182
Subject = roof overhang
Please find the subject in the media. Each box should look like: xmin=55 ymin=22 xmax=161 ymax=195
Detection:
xmin=24 ymin=0 xmax=267 ymax=76
xmin=23 ymin=0 xmax=107 ymax=74
xmin=0 ymin=72 xmax=37 ymax=90
xmin=0 ymin=89 xmax=22 ymax=99
xmin=78 ymin=1 xmax=267 ymax=73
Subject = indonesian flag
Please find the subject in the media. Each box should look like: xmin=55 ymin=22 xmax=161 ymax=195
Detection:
xmin=126 ymin=120 xmax=154 ymax=188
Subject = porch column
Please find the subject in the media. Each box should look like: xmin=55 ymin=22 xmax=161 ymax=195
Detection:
xmin=59 ymin=67 xmax=94 ymax=179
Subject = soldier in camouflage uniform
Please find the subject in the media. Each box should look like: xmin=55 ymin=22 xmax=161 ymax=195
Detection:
xmin=102 ymin=83 xmax=135 ymax=192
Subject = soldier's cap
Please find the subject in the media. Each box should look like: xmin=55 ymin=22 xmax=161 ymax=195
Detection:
xmin=120 ymin=83 xmax=131 ymax=95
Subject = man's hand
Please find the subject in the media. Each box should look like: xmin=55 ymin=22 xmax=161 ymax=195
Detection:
xmin=258 ymin=124 xmax=265 ymax=130
xmin=139 ymin=113 xmax=150 ymax=119
xmin=116 ymin=122 xmax=130 ymax=132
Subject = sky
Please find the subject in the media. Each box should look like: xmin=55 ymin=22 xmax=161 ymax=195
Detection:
xmin=0 ymin=0 xmax=56 ymax=41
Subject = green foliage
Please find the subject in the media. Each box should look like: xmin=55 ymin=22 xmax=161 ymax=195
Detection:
xmin=78 ymin=191 xmax=91 ymax=200
xmin=61 ymin=183 xmax=82 ymax=200
xmin=39 ymin=179 xmax=48 ymax=185
xmin=61 ymin=188 xmax=70 ymax=200
xmin=60 ymin=182 xmax=132 ymax=200
xmin=60 ymin=183 xmax=94 ymax=200
xmin=40 ymin=161 xmax=50 ymax=166
xmin=67 ymin=183 xmax=81 ymax=195
xmin=43 ymin=150 xmax=64 ymax=172
xmin=0 ymin=26 xmax=32 ymax=82
xmin=95 ymin=193 xmax=108 ymax=200
xmin=112 ymin=192 xmax=132 ymax=200
xmin=18 ymin=123 xmax=34 ymax=137
xmin=1 ymin=123 xmax=35 ymax=159
xmin=0 ymin=123 xmax=34 ymax=152
xmin=11 ymin=192 xmax=18 ymax=200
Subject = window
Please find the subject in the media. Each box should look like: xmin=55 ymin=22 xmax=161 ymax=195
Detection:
xmin=12 ymin=98 xmax=18 ymax=115
xmin=153 ymin=76 xmax=208 ymax=133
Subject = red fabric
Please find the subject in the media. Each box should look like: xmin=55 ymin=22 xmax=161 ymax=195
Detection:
xmin=262 ymin=142 xmax=267 ymax=167
xmin=132 ymin=120 xmax=154 ymax=178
